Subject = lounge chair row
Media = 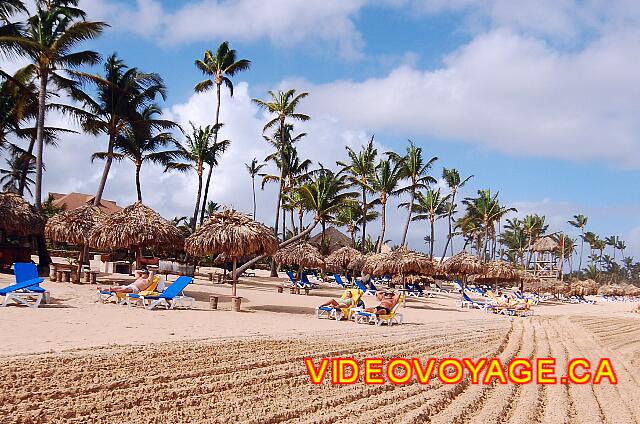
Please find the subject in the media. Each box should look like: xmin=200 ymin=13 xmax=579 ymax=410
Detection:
xmin=98 ymin=275 xmax=195 ymax=310
xmin=315 ymin=289 xmax=404 ymax=326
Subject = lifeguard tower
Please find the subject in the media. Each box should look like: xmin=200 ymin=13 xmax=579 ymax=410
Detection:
xmin=529 ymin=236 xmax=560 ymax=279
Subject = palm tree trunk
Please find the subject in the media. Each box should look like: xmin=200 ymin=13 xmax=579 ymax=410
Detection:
xmin=290 ymin=209 xmax=296 ymax=235
xmin=135 ymin=164 xmax=142 ymax=202
xmin=430 ymin=218 xmax=435 ymax=258
xmin=298 ymin=208 xmax=304 ymax=235
xmin=192 ymin=172 xmax=203 ymax=231
xmin=377 ymin=200 xmax=387 ymax=253
xmin=231 ymin=256 xmax=237 ymax=297
xmin=282 ymin=201 xmax=286 ymax=240
xmin=360 ymin=186 xmax=367 ymax=252
xmin=578 ymin=231 xmax=584 ymax=271
xmin=34 ymin=70 xmax=48 ymax=210
xmin=441 ymin=190 xmax=457 ymax=261
xmin=400 ymin=187 xmax=415 ymax=246
xmin=251 ymin=177 xmax=257 ymax=219
xmin=199 ymin=164 xmax=214 ymax=224
xmin=200 ymin=82 xmax=223 ymax=224
xmin=18 ymin=134 xmax=36 ymax=196
xmin=94 ymin=133 xmax=116 ymax=206
xmin=237 ymin=220 xmax=320 ymax=276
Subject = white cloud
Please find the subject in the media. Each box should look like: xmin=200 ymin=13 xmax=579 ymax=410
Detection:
xmin=87 ymin=0 xmax=366 ymax=60
xmin=281 ymin=28 xmax=640 ymax=168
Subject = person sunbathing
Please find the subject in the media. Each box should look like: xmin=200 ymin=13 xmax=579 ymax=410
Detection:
xmin=364 ymin=290 xmax=400 ymax=315
xmin=319 ymin=290 xmax=354 ymax=309
xmin=98 ymin=268 xmax=155 ymax=294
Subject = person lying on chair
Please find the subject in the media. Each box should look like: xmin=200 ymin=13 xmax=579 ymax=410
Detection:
xmin=319 ymin=290 xmax=354 ymax=309
xmin=98 ymin=268 xmax=155 ymax=294
xmin=364 ymin=290 xmax=400 ymax=315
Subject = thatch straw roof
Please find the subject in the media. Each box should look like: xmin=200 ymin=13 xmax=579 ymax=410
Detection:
xmin=598 ymin=284 xmax=625 ymax=296
xmin=362 ymin=247 xmax=435 ymax=276
xmin=348 ymin=252 xmax=370 ymax=271
xmin=325 ymin=246 xmax=363 ymax=271
xmin=531 ymin=236 xmax=559 ymax=253
xmin=89 ymin=202 xmax=184 ymax=250
xmin=621 ymin=283 xmax=640 ymax=296
xmin=472 ymin=260 xmax=518 ymax=282
xmin=549 ymin=279 xmax=569 ymax=295
xmin=45 ymin=204 xmax=106 ymax=245
xmin=404 ymin=273 xmax=434 ymax=285
xmin=308 ymin=226 xmax=354 ymax=254
xmin=213 ymin=252 xmax=256 ymax=266
xmin=0 ymin=192 xmax=45 ymax=237
xmin=570 ymin=279 xmax=599 ymax=296
xmin=185 ymin=209 xmax=278 ymax=257
xmin=441 ymin=252 xmax=484 ymax=275
xmin=273 ymin=241 xmax=324 ymax=268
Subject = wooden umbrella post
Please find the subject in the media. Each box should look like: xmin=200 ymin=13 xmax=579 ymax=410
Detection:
xmin=75 ymin=244 xmax=85 ymax=283
xmin=232 ymin=256 xmax=243 ymax=312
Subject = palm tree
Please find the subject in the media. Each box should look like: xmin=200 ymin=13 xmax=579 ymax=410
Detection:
xmin=165 ymin=123 xmax=219 ymax=231
xmin=616 ymin=240 xmax=626 ymax=259
xmin=337 ymin=137 xmax=377 ymax=251
xmin=411 ymin=189 xmax=451 ymax=258
xmin=75 ymin=54 xmax=169 ymax=206
xmin=203 ymin=201 xmax=221 ymax=219
xmin=388 ymin=140 xmax=437 ymax=247
xmin=244 ymin=157 xmax=266 ymax=219
xmin=0 ymin=150 xmax=34 ymax=194
xmin=441 ymin=168 xmax=473 ymax=260
xmin=5 ymin=0 xmax=106 ymax=208
xmin=252 ymin=89 xmax=309 ymax=241
xmin=461 ymin=190 xmax=516 ymax=261
xmin=195 ymin=42 xmax=250 ymax=224
xmin=604 ymin=235 xmax=619 ymax=260
xmin=568 ymin=214 xmax=588 ymax=271
xmin=91 ymin=105 xmax=178 ymax=202
xmin=0 ymin=0 xmax=26 ymax=56
xmin=335 ymin=200 xmax=362 ymax=246
xmin=370 ymin=158 xmax=404 ymax=253
xmin=523 ymin=214 xmax=547 ymax=266
xmin=500 ymin=218 xmax=528 ymax=266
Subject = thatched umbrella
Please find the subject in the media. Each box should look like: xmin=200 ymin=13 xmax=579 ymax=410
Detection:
xmin=531 ymin=236 xmax=559 ymax=253
xmin=472 ymin=260 xmax=518 ymax=287
xmin=598 ymin=283 xmax=624 ymax=296
xmin=45 ymin=204 xmax=106 ymax=281
xmin=362 ymin=248 xmax=435 ymax=283
xmin=89 ymin=202 xmax=184 ymax=269
xmin=570 ymin=279 xmax=599 ymax=296
xmin=348 ymin=252 xmax=370 ymax=273
xmin=274 ymin=241 xmax=325 ymax=279
xmin=185 ymin=209 xmax=278 ymax=297
xmin=325 ymin=246 xmax=362 ymax=274
xmin=549 ymin=279 xmax=569 ymax=296
xmin=0 ymin=192 xmax=45 ymax=237
xmin=441 ymin=252 xmax=484 ymax=297
xmin=621 ymin=283 xmax=640 ymax=297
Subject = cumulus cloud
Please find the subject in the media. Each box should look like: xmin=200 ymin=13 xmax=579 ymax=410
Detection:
xmin=282 ymin=28 xmax=640 ymax=168
xmin=86 ymin=0 xmax=366 ymax=59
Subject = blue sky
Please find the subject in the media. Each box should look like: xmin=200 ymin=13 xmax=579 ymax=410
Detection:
xmin=9 ymin=0 xmax=640 ymax=258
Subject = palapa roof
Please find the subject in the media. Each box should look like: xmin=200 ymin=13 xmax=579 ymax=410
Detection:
xmin=185 ymin=209 xmax=278 ymax=257
xmin=45 ymin=204 xmax=107 ymax=245
xmin=308 ymin=226 xmax=354 ymax=254
xmin=441 ymin=252 xmax=484 ymax=275
xmin=273 ymin=241 xmax=324 ymax=268
xmin=49 ymin=192 xmax=122 ymax=215
xmin=569 ymin=279 xmax=599 ymax=296
xmin=622 ymin=283 xmax=640 ymax=296
xmin=348 ymin=252 xmax=370 ymax=271
xmin=531 ymin=236 xmax=559 ymax=253
xmin=0 ymin=192 xmax=45 ymax=237
xmin=598 ymin=283 xmax=625 ymax=296
xmin=362 ymin=247 xmax=435 ymax=276
xmin=325 ymin=246 xmax=363 ymax=271
xmin=471 ymin=260 xmax=518 ymax=283
xmin=89 ymin=202 xmax=184 ymax=250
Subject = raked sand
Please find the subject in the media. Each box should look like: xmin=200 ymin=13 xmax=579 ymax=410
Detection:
xmin=1 ymin=270 xmax=639 ymax=423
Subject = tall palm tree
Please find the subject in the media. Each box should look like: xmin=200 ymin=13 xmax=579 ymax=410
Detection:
xmin=195 ymin=41 xmax=250 ymax=224
xmin=411 ymin=189 xmax=451 ymax=258
xmin=388 ymin=140 xmax=437 ymax=247
xmin=75 ymin=54 xmax=169 ymax=206
xmin=523 ymin=214 xmax=547 ymax=266
xmin=604 ymin=235 xmax=619 ymax=260
xmin=252 ymin=89 xmax=309 ymax=237
xmin=335 ymin=200 xmax=362 ymax=247
xmin=244 ymin=157 xmax=266 ymax=219
xmin=0 ymin=0 xmax=26 ymax=56
xmin=0 ymin=150 xmax=34 ymax=194
xmin=166 ymin=123 xmax=223 ymax=231
xmin=91 ymin=105 xmax=178 ymax=202
xmin=337 ymin=137 xmax=377 ymax=251
xmin=370 ymin=158 xmax=404 ymax=253
xmin=568 ymin=214 xmax=588 ymax=271
xmin=441 ymin=168 xmax=473 ymax=260
xmin=5 ymin=0 xmax=106 ymax=208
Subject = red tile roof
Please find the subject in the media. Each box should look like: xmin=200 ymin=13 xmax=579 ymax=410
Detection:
xmin=48 ymin=192 xmax=122 ymax=215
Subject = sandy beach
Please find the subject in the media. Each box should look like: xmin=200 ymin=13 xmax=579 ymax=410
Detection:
xmin=1 ymin=271 xmax=639 ymax=423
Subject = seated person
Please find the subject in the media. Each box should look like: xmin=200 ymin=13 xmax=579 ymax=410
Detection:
xmin=319 ymin=290 xmax=354 ymax=309
xmin=364 ymin=290 xmax=401 ymax=315
xmin=99 ymin=268 xmax=155 ymax=294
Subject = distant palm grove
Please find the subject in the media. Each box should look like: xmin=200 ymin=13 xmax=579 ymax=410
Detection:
xmin=0 ymin=0 xmax=637 ymax=284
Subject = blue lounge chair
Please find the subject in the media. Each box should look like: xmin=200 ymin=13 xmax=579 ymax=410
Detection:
xmin=285 ymin=271 xmax=298 ymax=287
xmin=136 ymin=276 xmax=195 ymax=310
xmin=300 ymin=273 xmax=318 ymax=288
xmin=1 ymin=263 xmax=48 ymax=307
xmin=455 ymin=292 xmax=493 ymax=310
xmin=346 ymin=274 xmax=353 ymax=284
xmin=333 ymin=274 xmax=348 ymax=288
xmin=453 ymin=280 xmax=464 ymax=292
xmin=355 ymin=280 xmax=376 ymax=296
